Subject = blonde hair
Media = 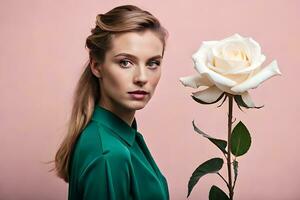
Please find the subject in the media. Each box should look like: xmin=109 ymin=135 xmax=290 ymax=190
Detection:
xmin=51 ymin=4 xmax=168 ymax=183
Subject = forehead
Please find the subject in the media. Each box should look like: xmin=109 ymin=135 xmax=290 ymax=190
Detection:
xmin=108 ymin=30 xmax=163 ymax=58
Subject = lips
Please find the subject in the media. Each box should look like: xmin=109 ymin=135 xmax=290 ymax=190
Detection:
xmin=128 ymin=90 xmax=149 ymax=94
xmin=128 ymin=90 xmax=149 ymax=100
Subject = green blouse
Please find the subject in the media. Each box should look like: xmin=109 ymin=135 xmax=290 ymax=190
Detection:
xmin=68 ymin=105 xmax=169 ymax=200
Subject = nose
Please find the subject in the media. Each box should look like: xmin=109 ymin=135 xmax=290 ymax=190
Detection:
xmin=133 ymin=65 xmax=148 ymax=86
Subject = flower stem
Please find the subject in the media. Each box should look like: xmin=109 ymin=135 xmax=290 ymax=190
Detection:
xmin=227 ymin=95 xmax=234 ymax=200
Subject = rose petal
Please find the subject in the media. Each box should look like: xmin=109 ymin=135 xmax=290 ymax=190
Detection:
xmin=241 ymin=91 xmax=255 ymax=107
xmin=225 ymin=54 xmax=266 ymax=75
xmin=244 ymin=37 xmax=262 ymax=59
xmin=202 ymin=66 xmax=237 ymax=87
xmin=214 ymin=82 xmax=241 ymax=95
xmin=192 ymin=42 xmax=218 ymax=70
xmin=179 ymin=74 xmax=213 ymax=88
xmin=210 ymin=56 xmax=250 ymax=74
xmin=221 ymin=41 xmax=248 ymax=61
xmin=192 ymin=43 xmax=238 ymax=87
xmin=192 ymin=86 xmax=224 ymax=103
xmin=219 ymin=36 xmax=264 ymax=75
xmin=215 ymin=37 xmax=265 ymax=75
xmin=231 ymin=60 xmax=281 ymax=93
xmin=220 ymin=33 xmax=244 ymax=42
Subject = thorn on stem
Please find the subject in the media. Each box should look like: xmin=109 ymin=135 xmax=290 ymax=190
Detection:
xmin=232 ymin=117 xmax=236 ymax=124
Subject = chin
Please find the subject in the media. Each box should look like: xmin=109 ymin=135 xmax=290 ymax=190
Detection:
xmin=133 ymin=106 xmax=145 ymax=110
xmin=127 ymin=101 xmax=147 ymax=111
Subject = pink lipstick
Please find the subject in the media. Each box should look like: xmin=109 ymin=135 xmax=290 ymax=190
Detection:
xmin=128 ymin=90 xmax=149 ymax=100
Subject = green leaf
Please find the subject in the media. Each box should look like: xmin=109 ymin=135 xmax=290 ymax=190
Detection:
xmin=209 ymin=185 xmax=230 ymax=200
xmin=187 ymin=158 xmax=224 ymax=197
xmin=191 ymin=92 xmax=225 ymax=105
xmin=192 ymin=120 xmax=228 ymax=154
xmin=231 ymin=121 xmax=252 ymax=156
xmin=233 ymin=159 xmax=238 ymax=189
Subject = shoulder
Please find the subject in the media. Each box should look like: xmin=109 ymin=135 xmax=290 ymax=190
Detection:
xmin=71 ymin=120 xmax=131 ymax=173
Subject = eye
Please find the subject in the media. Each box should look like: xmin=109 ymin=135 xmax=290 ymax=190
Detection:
xmin=148 ymin=60 xmax=161 ymax=69
xmin=119 ymin=59 xmax=132 ymax=68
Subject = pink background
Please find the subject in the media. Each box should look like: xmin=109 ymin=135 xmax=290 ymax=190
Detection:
xmin=1 ymin=0 xmax=299 ymax=199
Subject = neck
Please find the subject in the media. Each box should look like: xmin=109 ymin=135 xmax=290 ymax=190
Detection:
xmin=97 ymin=101 xmax=135 ymax=127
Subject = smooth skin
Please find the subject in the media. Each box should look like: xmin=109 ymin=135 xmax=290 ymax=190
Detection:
xmin=91 ymin=30 xmax=163 ymax=127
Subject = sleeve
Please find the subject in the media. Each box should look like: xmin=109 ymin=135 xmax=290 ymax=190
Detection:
xmin=78 ymin=154 xmax=131 ymax=200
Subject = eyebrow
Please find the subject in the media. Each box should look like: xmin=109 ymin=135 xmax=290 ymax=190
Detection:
xmin=113 ymin=53 xmax=163 ymax=60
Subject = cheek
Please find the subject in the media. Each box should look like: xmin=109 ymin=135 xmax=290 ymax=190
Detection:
xmin=149 ymin=71 xmax=161 ymax=88
xmin=103 ymin=70 xmax=129 ymax=94
xmin=108 ymin=75 xmax=129 ymax=91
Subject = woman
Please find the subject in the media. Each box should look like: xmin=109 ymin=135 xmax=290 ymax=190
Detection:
xmin=54 ymin=4 xmax=169 ymax=200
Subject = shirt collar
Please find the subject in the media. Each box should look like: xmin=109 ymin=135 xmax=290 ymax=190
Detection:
xmin=91 ymin=104 xmax=137 ymax=146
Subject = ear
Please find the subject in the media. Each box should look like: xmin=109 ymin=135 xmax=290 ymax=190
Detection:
xmin=90 ymin=59 xmax=102 ymax=79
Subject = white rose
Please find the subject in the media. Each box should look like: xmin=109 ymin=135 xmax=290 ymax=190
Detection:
xmin=179 ymin=33 xmax=282 ymax=107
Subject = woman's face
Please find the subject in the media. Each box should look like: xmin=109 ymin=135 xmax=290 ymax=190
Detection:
xmin=94 ymin=30 xmax=164 ymax=112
